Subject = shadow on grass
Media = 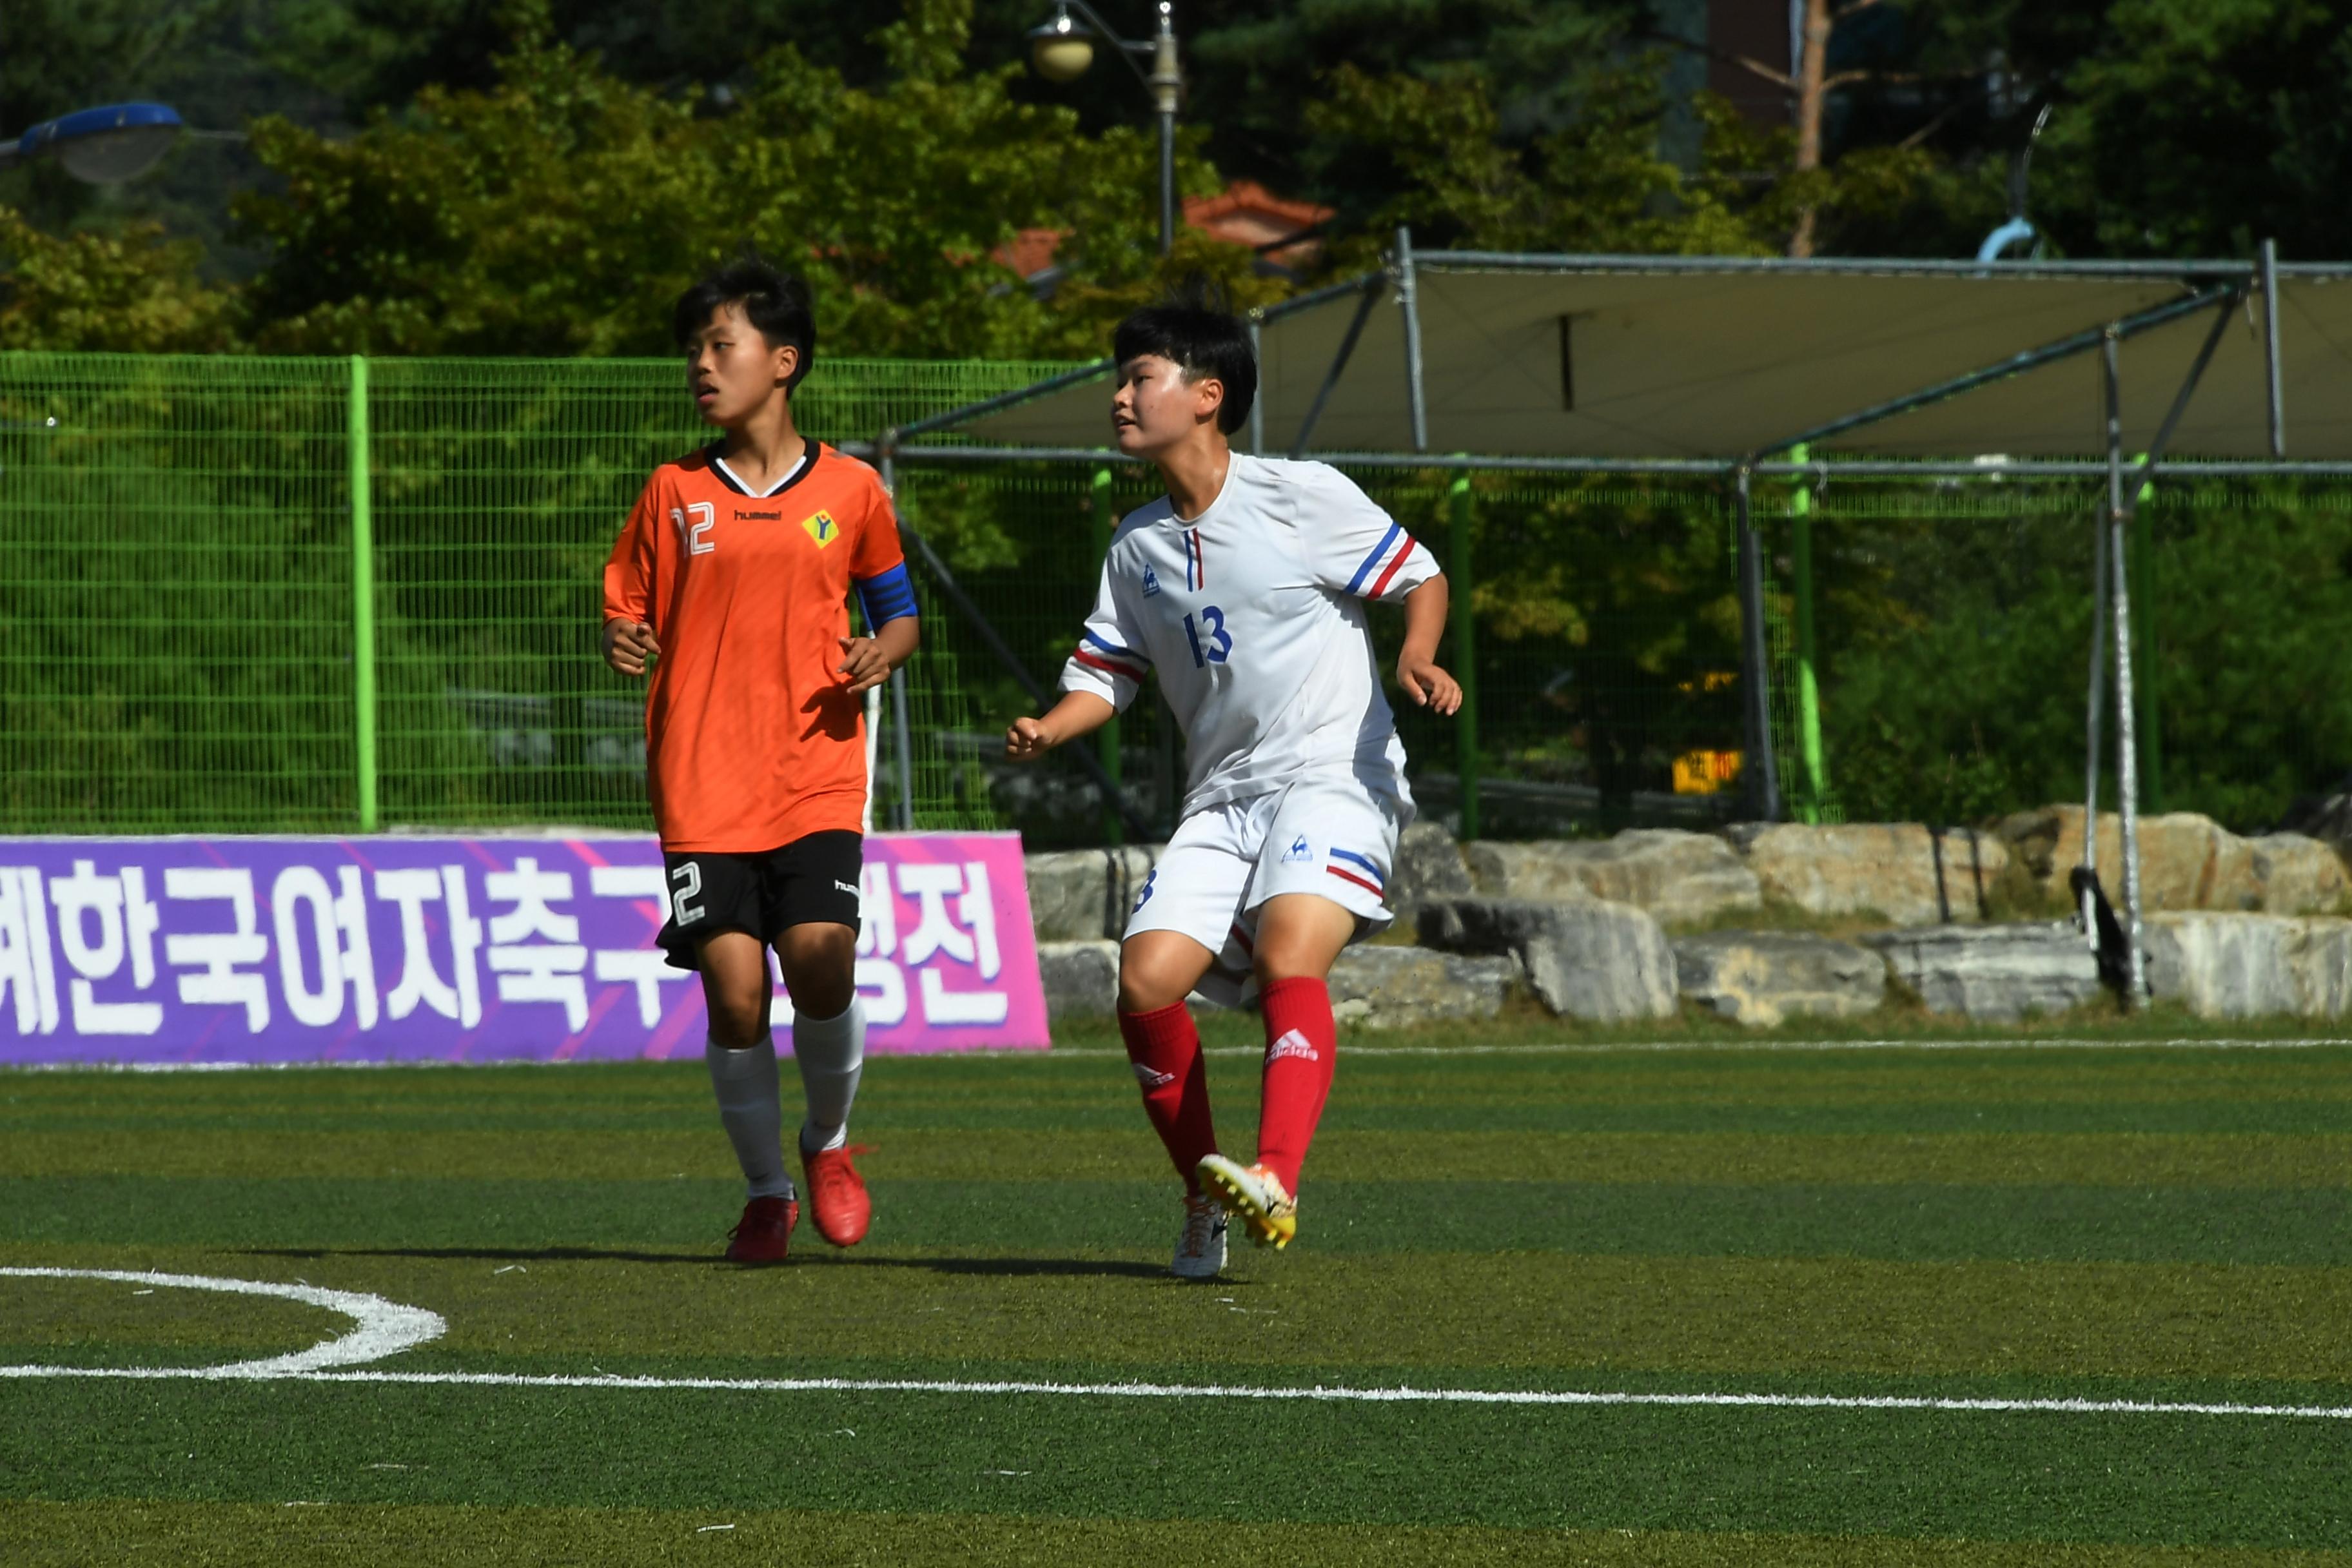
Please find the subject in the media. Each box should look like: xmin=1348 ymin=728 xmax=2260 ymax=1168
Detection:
xmin=239 ymin=1246 xmax=1177 ymax=1280
xmin=242 ymin=1245 xmax=715 ymax=1266
xmin=825 ymin=1255 xmax=1174 ymax=1281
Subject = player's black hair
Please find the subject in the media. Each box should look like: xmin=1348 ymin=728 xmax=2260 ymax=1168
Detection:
xmin=672 ymin=250 xmax=816 ymax=393
xmin=1113 ymin=277 xmax=1257 ymax=435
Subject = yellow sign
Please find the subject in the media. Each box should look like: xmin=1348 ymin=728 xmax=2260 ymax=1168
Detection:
xmin=1672 ymin=750 xmax=1743 ymax=795
xmin=801 ymin=510 xmax=841 ymax=549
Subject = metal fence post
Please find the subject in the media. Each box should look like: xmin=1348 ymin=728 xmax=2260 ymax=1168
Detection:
xmin=2081 ymin=495 xmax=2108 ymax=946
xmin=2261 ymin=238 xmax=2286 ymax=457
xmin=1788 ymin=443 xmax=1828 ymax=822
xmin=2133 ymin=498 xmax=2164 ymax=813
xmin=2102 ymin=333 xmax=2146 ymax=1004
xmin=348 ymin=355 xmax=379 ymax=833
xmin=1397 ymin=226 xmax=1429 ymax=453
xmin=1448 ymin=467 xmax=1480 ymax=840
xmin=1734 ymin=467 xmax=1782 ymax=823
xmin=1246 ymin=319 xmax=1265 ymax=455
xmin=1092 ymin=466 xmax=1124 ymax=844
xmin=878 ymin=444 xmax=918 ymax=830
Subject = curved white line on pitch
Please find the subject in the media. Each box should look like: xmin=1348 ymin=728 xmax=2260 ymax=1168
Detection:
xmin=0 ymin=1267 xmax=445 ymax=1377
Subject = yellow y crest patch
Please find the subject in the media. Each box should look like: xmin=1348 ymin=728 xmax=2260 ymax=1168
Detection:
xmin=800 ymin=510 xmax=841 ymax=549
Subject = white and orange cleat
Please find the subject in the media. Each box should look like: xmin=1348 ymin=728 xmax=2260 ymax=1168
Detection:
xmin=1195 ymin=1154 xmax=1296 ymax=1250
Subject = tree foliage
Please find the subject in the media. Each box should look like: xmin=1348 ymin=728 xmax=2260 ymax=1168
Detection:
xmin=0 ymin=207 xmax=237 ymax=351
xmin=1305 ymin=59 xmax=1931 ymax=262
xmin=16 ymin=1 xmax=2352 ymax=349
xmin=232 ymin=0 xmax=1274 ymax=358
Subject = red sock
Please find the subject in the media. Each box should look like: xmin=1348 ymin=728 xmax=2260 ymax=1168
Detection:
xmin=1119 ymin=1002 xmax=1219 ymax=1192
xmin=1255 ymin=977 xmax=1337 ymax=1193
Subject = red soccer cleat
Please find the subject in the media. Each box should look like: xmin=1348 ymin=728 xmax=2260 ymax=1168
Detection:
xmin=801 ymin=1143 xmax=873 ymax=1248
xmin=724 ymin=1195 xmax=798 ymax=1264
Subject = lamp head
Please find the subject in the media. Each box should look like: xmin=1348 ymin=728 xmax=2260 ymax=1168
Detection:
xmin=1028 ymin=7 xmax=1095 ymax=83
xmin=15 ymin=102 xmax=183 ymax=184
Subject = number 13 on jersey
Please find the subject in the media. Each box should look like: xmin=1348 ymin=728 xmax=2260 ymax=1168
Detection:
xmin=1183 ymin=605 xmax=1232 ymax=669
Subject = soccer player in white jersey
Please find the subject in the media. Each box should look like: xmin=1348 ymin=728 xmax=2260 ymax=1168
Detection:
xmin=1006 ymin=290 xmax=1460 ymax=1278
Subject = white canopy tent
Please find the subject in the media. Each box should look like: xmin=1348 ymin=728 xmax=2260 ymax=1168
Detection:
xmin=950 ymin=251 xmax=2352 ymax=464
xmin=860 ymin=240 xmax=2352 ymax=1006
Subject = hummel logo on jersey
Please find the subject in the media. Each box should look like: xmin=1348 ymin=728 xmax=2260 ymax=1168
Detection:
xmin=1132 ymin=1062 xmax=1176 ymax=1089
xmin=1266 ymin=1029 xmax=1318 ymax=1064
xmin=834 ymin=880 xmax=860 ymax=897
xmin=1281 ymin=834 xmax=1312 ymax=863
xmin=801 ymin=510 xmax=840 ymax=548
xmin=1141 ymin=564 xmax=1162 ymax=599
xmin=734 ymin=508 xmax=781 ymax=520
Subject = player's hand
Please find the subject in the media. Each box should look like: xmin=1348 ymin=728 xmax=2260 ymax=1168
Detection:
xmin=1004 ymin=716 xmax=1059 ymax=761
xmin=837 ymin=636 xmax=892 ymax=696
xmin=602 ymin=618 xmax=658 ymax=676
xmin=1397 ymin=652 xmax=1462 ymax=715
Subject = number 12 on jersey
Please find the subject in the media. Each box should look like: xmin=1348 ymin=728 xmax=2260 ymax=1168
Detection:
xmin=1182 ymin=605 xmax=1232 ymax=668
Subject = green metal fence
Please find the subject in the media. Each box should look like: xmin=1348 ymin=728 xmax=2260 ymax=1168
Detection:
xmin=0 ymin=353 xmax=1061 ymax=834
xmin=895 ymin=460 xmax=1773 ymax=847
xmin=896 ymin=458 xmax=2352 ymax=847
xmin=1784 ymin=472 xmax=2352 ymax=834
xmin=6 ymin=350 xmax=2349 ymax=844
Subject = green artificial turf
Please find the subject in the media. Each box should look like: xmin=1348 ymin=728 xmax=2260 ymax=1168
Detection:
xmin=4 ymin=1033 xmax=2351 ymax=1562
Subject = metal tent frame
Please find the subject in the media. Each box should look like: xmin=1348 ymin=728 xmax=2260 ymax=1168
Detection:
xmin=847 ymin=235 xmax=2352 ymax=1008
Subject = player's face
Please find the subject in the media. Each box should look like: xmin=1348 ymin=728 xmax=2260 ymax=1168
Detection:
xmin=684 ymin=303 xmax=798 ymax=428
xmin=1112 ymin=354 xmax=1222 ymax=457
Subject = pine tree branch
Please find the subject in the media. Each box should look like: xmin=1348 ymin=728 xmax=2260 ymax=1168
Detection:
xmin=1632 ymin=29 xmax=1796 ymax=93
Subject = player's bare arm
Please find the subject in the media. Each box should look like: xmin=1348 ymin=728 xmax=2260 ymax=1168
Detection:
xmin=836 ymin=615 xmax=919 ymax=696
xmin=1395 ymin=576 xmax=1462 ymax=714
xmin=602 ymin=617 xmax=659 ymax=676
xmin=1004 ymin=691 xmax=1117 ymax=760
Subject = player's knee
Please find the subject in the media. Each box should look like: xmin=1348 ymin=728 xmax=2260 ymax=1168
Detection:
xmin=705 ymin=991 xmax=769 ymax=1048
xmin=1251 ymin=922 xmax=1353 ymax=985
xmin=1251 ymin=943 xmax=1323 ymax=986
xmin=1117 ymin=959 xmax=1188 ymax=1015
xmin=776 ymin=926 xmax=856 ymax=1019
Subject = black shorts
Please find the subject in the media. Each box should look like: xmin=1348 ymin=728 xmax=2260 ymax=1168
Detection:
xmin=657 ymin=830 xmax=865 ymax=973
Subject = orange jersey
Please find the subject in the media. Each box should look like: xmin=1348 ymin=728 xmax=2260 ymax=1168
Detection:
xmin=602 ymin=442 xmax=914 ymax=852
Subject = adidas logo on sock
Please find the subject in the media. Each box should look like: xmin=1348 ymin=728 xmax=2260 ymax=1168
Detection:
xmin=1133 ymin=1063 xmax=1177 ymax=1088
xmin=1266 ymin=1029 xmax=1318 ymax=1064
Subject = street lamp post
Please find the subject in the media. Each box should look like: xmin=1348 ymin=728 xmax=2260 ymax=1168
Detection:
xmin=1029 ymin=1 xmax=1181 ymax=255
xmin=0 ymin=102 xmax=183 ymax=184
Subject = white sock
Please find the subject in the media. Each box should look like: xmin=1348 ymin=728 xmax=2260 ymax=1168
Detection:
xmin=792 ymin=997 xmax=866 ymax=1155
xmin=706 ymin=1035 xmax=794 ymax=1200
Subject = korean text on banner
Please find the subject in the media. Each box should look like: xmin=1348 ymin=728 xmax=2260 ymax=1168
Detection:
xmin=0 ymin=834 xmax=1046 ymax=1065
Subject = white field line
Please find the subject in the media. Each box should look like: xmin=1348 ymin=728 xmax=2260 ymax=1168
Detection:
xmin=3 ymin=1266 xmax=2344 ymax=1420
xmin=0 ymin=1268 xmax=444 ymax=1375
xmin=1074 ymin=1037 xmax=2352 ymax=1058
xmin=10 ymin=1037 xmax=2351 ymax=1073
xmin=0 ymin=1362 xmax=2344 ymax=1422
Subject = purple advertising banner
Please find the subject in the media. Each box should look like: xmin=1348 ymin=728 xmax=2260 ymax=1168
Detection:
xmin=0 ymin=833 xmax=1047 ymax=1066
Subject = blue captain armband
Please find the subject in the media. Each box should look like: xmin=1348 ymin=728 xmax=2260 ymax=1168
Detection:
xmin=854 ymin=563 xmax=919 ymax=631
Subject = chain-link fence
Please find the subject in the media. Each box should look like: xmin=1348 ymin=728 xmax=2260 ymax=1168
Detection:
xmin=899 ymin=458 xmax=2352 ymax=848
xmin=0 ymin=353 xmax=1054 ymax=834
xmin=899 ymin=461 xmax=1770 ymax=847
xmin=1789 ymin=473 xmax=2352 ymax=835
xmin=6 ymin=350 xmax=2348 ymax=843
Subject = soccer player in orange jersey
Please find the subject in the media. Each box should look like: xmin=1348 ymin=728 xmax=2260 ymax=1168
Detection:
xmin=602 ymin=256 xmax=919 ymax=1264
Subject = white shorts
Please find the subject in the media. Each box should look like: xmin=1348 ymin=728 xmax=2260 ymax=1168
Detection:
xmin=1124 ymin=779 xmax=1409 ymax=1008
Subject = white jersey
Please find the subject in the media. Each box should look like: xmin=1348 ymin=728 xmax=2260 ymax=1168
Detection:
xmin=1057 ymin=453 xmax=1439 ymax=817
